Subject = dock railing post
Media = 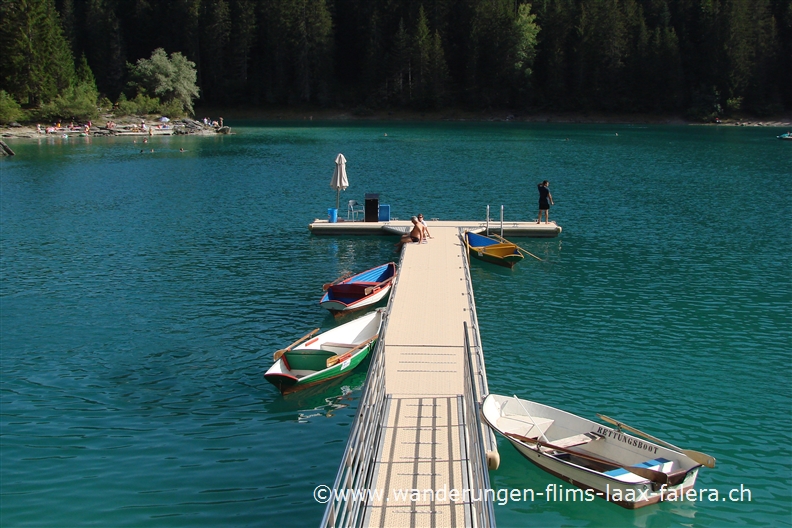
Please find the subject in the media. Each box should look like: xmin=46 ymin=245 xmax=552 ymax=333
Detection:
xmin=500 ymin=205 xmax=504 ymax=238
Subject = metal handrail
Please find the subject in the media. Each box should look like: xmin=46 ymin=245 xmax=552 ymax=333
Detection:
xmin=463 ymin=322 xmax=497 ymax=527
xmin=320 ymin=318 xmax=390 ymax=527
xmin=458 ymin=229 xmax=499 ymax=463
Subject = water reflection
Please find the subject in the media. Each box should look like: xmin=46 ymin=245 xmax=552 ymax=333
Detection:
xmin=260 ymin=359 xmax=370 ymax=423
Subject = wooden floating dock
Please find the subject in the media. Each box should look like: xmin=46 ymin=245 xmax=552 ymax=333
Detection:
xmin=320 ymin=220 xmax=560 ymax=527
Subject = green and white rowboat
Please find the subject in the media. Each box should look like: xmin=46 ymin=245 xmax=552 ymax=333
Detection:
xmin=264 ymin=309 xmax=383 ymax=394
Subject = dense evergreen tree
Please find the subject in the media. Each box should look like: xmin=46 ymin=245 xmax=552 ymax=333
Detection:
xmin=0 ymin=0 xmax=76 ymax=106
xmin=1 ymin=0 xmax=790 ymax=117
xmin=412 ymin=5 xmax=433 ymax=105
xmin=199 ymin=0 xmax=231 ymax=103
xmin=389 ymin=19 xmax=412 ymax=103
xmin=227 ymin=0 xmax=256 ymax=99
xmin=512 ymin=3 xmax=540 ymax=106
xmin=532 ymin=0 xmax=576 ymax=109
xmin=83 ymin=0 xmax=125 ymax=97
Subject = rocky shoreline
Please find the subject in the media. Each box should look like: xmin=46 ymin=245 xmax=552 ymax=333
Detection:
xmin=1 ymin=116 xmax=230 ymax=143
xmin=2 ymin=110 xmax=790 ymax=147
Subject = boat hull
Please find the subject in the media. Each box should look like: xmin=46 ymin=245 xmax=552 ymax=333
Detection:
xmin=264 ymin=342 xmax=373 ymax=394
xmin=319 ymin=283 xmax=392 ymax=313
xmin=470 ymin=248 xmax=523 ymax=268
xmin=319 ymin=263 xmax=397 ymax=314
xmin=264 ymin=310 xmax=383 ymax=394
xmin=482 ymin=394 xmax=702 ymax=509
xmin=464 ymin=232 xmax=524 ymax=268
xmin=504 ymin=435 xmax=699 ymax=508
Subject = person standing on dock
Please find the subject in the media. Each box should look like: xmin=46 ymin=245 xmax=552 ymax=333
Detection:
xmin=537 ymin=180 xmax=554 ymax=224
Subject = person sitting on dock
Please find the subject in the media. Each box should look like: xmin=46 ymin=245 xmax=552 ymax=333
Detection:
xmin=417 ymin=214 xmax=432 ymax=240
xmin=396 ymin=217 xmax=425 ymax=250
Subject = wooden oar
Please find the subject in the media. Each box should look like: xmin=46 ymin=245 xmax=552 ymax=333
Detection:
xmin=322 ymin=272 xmax=353 ymax=291
xmin=491 ymin=234 xmax=542 ymax=261
xmin=597 ymin=414 xmax=716 ymax=468
xmin=504 ymin=432 xmax=669 ymax=485
xmin=363 ymin=276 xmax=394 ymax=296
xmin=273 ymin=328 xmax=319 ymax=361
xmin=326 ymin=334 xmax=378 ymax=367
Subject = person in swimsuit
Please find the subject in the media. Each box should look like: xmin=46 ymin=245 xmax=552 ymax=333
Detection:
xmin=537 ymin=180 xmax=554 ymax=223
xmin=417 ymin=214 xmax=431 ymax=239
xmin=396 ymin=216 xmax=425 ymax=250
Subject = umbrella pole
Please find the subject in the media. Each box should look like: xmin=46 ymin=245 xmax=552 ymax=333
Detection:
xmin=336 ymin=189 xmax=340 ymax=210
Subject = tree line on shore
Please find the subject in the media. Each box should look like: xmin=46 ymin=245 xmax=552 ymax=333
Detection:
xmin=0 ymin=0 xmax=790 ymax=124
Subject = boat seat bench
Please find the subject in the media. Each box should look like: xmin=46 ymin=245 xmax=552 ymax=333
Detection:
xmin=320 ymin=341 xmax=358 ymax=351
xmin=329 ymin=284 xmax=371 ymax=296
xmin=603 ymin=457 xmax=674 ymax=482
xmin=548 ymin=432 xmax=603 ymax=449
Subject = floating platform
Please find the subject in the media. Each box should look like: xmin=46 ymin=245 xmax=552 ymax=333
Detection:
xmin=309 ymin=219 xmax=562 ymax=238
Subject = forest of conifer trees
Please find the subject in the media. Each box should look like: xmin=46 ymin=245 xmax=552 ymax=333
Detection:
xmin=1 ymin=0 xmax=790 ymax=122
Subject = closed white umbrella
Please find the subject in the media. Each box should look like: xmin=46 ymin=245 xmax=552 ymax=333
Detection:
xmin=330 ymin=153 xmax=348 ymax=209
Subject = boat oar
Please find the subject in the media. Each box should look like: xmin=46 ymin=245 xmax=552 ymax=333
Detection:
xmin=492 ymin=234 xmax=542 ymax=261
xmin=326 ymin=334 xmax=378 ymax=367
xmin=273 ymin=328 xmax=319 ymax=361
xmin=597 ymin=414 xmax=716 ymax=468
xmin=364 ymin=276 xmax=394 ymax=296
xmin=504 ymin=432 xmax=669 ymax=485
xmin=322 ymin=272 xmax=353 ymax=291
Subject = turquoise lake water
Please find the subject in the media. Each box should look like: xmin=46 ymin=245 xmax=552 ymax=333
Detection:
xmin=1 ymin=122 xmax=790 ymax=527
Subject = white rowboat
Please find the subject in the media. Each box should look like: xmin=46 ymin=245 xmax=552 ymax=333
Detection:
xmin=482 ymin=394 xmax=709 ymax=509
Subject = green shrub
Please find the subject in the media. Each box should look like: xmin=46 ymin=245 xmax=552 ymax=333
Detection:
xmin=98 ymin=97 xmax=113 ymax=112
xmin=116 ymin=92 xmax=160 ymax=116
xmin=0 ymin=90 xmax=24 ymax=125
xmin=35 ymin=83 xmax=99 ymax=121
xmin=127 ymin=49 xmax=200 ymax=115
xmin=157 ymin=99 xmax=186 ymax=118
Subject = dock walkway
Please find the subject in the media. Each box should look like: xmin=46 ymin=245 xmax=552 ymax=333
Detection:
xmin=322 ymin=226 xmax=502 ymax=527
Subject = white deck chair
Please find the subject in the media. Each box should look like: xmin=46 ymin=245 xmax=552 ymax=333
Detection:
xmin=347 ymin=200 xmax=364 ymax=221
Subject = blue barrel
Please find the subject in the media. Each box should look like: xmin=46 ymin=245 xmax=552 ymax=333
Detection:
xmin=378 ymin=204 xmax=390 ymax=222
xmin=328 ymin=208 xmax=338 ymax=223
